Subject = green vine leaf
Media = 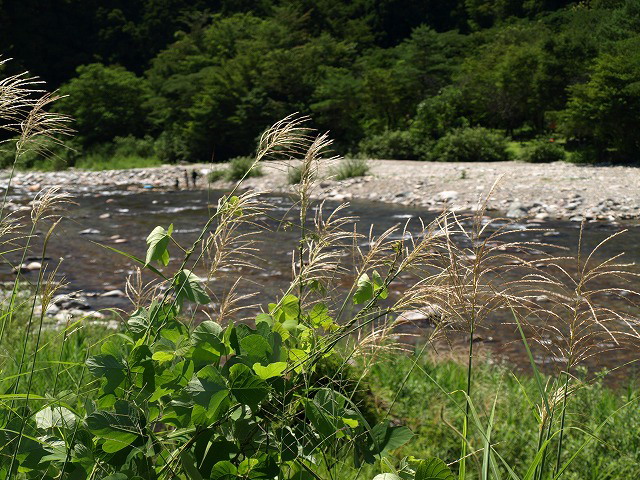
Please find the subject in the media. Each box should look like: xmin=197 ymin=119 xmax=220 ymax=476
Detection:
xmin=229 ymin=364 xmax=268 ymax=410
xmin=253 ymin=362 xmax=287 ymax=380
xmin=353 ymin=270 xmax=388 ymax=305
xmin=174 ymin=269 xmax=211 ymax=305
xmin=86 ymin=401 xmax=140 ymax=453
xmin=414 ymin=458 xmax=455 ymax=480
xmin=145 ymin=224 xmax=173 ymax=267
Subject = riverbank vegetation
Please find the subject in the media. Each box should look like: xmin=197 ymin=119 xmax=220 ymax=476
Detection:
xmin=1 ymin=0 xmax=639 ymax=167
xmin=2 ymin=68 xmax=640 ymax=478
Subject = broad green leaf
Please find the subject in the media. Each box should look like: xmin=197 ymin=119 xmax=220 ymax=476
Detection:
xmin=192 ymin=321 xmax=223 ymax=347
xmin=288 ymin=348 xmax=307 ymax=373
xmin=86 ymin=401 xmax=140 ymax=453
xmin=372 ymin=475 xmax=402 ymax=480
xmin=145 ymin=225 xmax=172 ymax=266
xmin=382 ymin=425 xmax=413 ymax=452
xmin=186 ymin=366 xmax=229 ymax=423
xmin=353 ymin=271 xmax=388 ymax=305
xmin=210 ymin=461 xmax=238 ymax=480
xmin=368 ymin=422 xmax=413 ymax=456
xmin=239 ymin=334 xmax=272 ymax=365
xmin=268 ymin=294 xmax=300 ymax=328
xmin=229 ymin=363 xmax=268 ymax=410
xmin=174 ymin=269 xmax=211 ymax=305
xmin=181 ymin=451 xmax=204 ymax=480
xmin=86 ymin=354 xmax=126 ymax=393
xmin=308 ymin=303 xmax=337 ymax=331
xmin=414 ymin=458 xmax=455 ymax=480
xmin=35 ymin=406 xmax=76 ymax=431
xmin=253 ymin=362 xmax=287 ymax=380
xmin=152 ymin=351 xmax=174 ymax=363
xmin=255 ymin=313 xmax=273 ymax=326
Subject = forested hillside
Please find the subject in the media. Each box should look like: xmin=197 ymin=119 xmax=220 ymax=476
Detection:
xmin=1 ymin=0 xmax=638 ymax=165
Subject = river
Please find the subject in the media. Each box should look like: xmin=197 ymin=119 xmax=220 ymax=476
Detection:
xmin=3 ymin=187 xmax=640 ymax=380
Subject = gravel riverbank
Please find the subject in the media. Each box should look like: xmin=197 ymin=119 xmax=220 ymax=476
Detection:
xmin=5 ymin=160 xmax=640 ymax=222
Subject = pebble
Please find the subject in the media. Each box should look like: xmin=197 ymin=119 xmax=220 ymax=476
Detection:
xmin=434 ymin=191 xmax=458 ymax=202
xmin=14 ymin=261 xmax=42 ymax=273
xmin=100 ymin=289 xmax=125 ymax=297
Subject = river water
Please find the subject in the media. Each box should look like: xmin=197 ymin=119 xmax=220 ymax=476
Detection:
xmin=3 ymin=187 xmax=640 ymax=379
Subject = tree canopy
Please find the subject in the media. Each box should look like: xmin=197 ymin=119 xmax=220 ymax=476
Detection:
xmin=1 ymin=0 xmax=638 ymax=163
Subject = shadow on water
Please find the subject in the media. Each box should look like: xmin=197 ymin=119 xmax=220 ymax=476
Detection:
xmin=4 ymin=187 xmax=640 ymax=382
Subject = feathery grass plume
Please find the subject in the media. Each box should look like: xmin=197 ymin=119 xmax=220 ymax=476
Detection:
xmin=214 ymin=277 xmax=259 ymax=325
xmin=204 ymin=190 xmax=267 ymax=281
xmin=255 ymin=113 xmax=314 ymax=163
xmin=125 ymin=266 xmax=162 ymax=310
xmin=290 ymin=202 xmax=356 ymax=294
xmin=30 ymin=186 xmax=75 ymax=224
xmin=519 ymin=226 xmax=640 ymax=370
xmin=0 ymin=58 xmax=44 ymax=130
xmin=510 ymin=223 xmax=640 ymax=475
xmin=427 ymin=195 xmax=559 ymax=478
xmin=292 ymin=131 xmax=337 ymax=199
xmin=0 ymin=68 xmax=73 ymax=220
xmin=15 ymin=91 xmax=74 ymax=159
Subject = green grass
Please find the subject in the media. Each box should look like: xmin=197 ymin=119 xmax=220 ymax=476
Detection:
xmin=0 ymin=307 xmax=114 ymax=396
xmin=74 ymin=154 xmax=162 ymax=170
xmin=361 ymin=349 xmax=640 ymax=479
xmin=332 ymin=157 xmax=370 ymax=180
xmin=287 ymin=164 xmax=303 ymax=184
xmin=207 ymin=156 xmax=263 ymax=182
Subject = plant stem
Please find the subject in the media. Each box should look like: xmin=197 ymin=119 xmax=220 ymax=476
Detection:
xmin=460 ymin=322 xmax=474 ymax=480
xmin=554 ymin=368 xmax=571 ymax=477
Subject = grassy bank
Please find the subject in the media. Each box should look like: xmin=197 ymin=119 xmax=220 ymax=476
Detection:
xmin=361 ymin=349 xmax=640 ymax=479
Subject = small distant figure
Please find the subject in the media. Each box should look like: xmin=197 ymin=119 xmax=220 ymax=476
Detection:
xmin=184 ymin=170 xmax=189 ymax=188
xmin=174 ymin=178 xmax=180 ymax=190
xmin=191 ymin=169 xmax=199 ymax=187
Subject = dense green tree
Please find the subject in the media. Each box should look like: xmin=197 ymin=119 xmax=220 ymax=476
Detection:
xmin=562 ymin=37 xmax=640 ymax=161
xmin=1 ymin=0 xmax=636 ymax=163
xmin=455 ymin=23 xmax=551 ymax=133
xmin=57 ymin=64 xmax=152 ymax=147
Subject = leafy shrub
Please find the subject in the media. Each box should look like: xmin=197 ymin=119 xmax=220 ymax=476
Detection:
xmin=358 ymin=130 xmax=419 ymax=160
xmin=566 ymin=145 xmax=600 ymax=164
xmin=410 ymin=86 xmax=468 ymax=145
xmin=332 ymin=157 xmax=370 ymax=180
xmin=153 ymin=128 xmax=191 ymax=163
xmin=428 ymin=127 xmax=510 ymax=162
xmin=287 ymin=164 xmax=303 ymax=184
xmin=226 ymin=156 xmax=263 ymax=181
xmin=521 ymin=139 xmax=566 ymax=163
xmin=208 ymin=168 xmax=226 ymax=182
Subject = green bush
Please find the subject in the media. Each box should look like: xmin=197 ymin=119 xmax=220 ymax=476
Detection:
xmin=332 ymin=157 xmax=370 ymax=180
xmin=429 ymin=127 xmax=510 ymax=162
xmin=226 ymin=156 xmax=263 ymax=181
xmin=206 ymin=156 xmax=264 ymax=182
xmin=287 ymin=164 xmax=303 ymax=184
xmin=567 ymin=145 xmax=600 ymax=164
xmin=358 ymin=130 xmax=419 ymax=160
xmin=208 ymin=168 xmax=226 ymax=182
xmin=521 ymin=139 xmax=566 ymax=163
